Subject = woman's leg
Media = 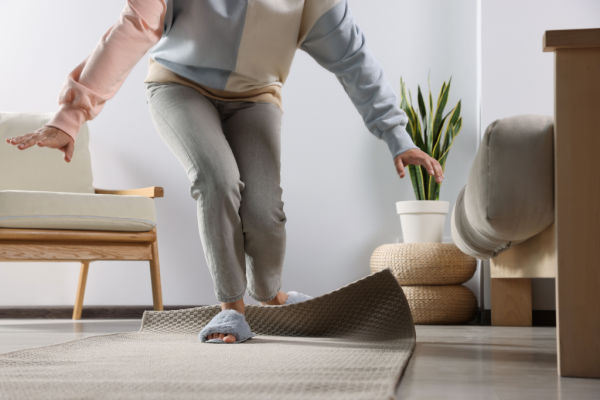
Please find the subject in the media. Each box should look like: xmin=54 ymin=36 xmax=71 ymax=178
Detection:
xmin=144 ymin=82 xmax=248 ymax=310
xmin=218 ymin=100 xmax=288 ymax=304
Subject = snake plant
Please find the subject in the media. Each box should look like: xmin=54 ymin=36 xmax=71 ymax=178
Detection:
xmin=399 ymin=76 xmax=462 ymax=200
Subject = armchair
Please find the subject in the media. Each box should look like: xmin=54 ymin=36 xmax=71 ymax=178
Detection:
xmin=0 ymin=112 xmax=164 ymax=320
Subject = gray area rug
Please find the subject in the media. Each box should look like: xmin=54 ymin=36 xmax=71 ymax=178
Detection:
xmin=0 ymin=268 xmax=415 ymax=400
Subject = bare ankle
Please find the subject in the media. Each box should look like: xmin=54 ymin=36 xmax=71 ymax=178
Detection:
xmin=260 ymin=291 xmax=288 ymax=306
xmin=220 ymin=298 xmax=245 ymax=315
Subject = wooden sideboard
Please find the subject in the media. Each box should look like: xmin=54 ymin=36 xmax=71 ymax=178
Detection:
xmin=544 ymin=28 xmax=600 ymax=379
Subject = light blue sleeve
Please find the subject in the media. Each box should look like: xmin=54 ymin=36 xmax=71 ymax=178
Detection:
xmin=299 ymin=0 xmax=418 ymax=160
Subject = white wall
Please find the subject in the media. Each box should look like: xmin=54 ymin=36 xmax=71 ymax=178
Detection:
xmin=481 ymin=0 xmax=600 ymax=310
xmin=0 ymin=0 xmax=480 ymax=307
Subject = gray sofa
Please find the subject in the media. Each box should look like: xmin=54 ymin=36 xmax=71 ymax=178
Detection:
xmin=451 ymin=114 xmax=555 ymax=260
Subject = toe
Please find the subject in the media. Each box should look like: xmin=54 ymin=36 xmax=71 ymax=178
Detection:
xmin=206 ymin=332 xmax=237 ymax=342
xmin=223 ymin=334 xmax=237 ymax=343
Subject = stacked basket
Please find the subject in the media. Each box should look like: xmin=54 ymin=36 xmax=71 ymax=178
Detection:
xmin=369 ymin=243 xmax=477 ymax=324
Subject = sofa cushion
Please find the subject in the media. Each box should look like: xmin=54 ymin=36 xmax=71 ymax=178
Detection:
xmin=0 ymin=190 xmax=156 ymax=232
xmin=0 ymin=112 xmax=94 ymax=193
xmin=452 ymin=114 xmax=554 ymax=259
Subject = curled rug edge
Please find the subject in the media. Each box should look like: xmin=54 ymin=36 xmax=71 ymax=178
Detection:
xmin=140 ymin=268 xmax=416 ymax=341
xmin=140 ymin=268 xmax=417 ymax=400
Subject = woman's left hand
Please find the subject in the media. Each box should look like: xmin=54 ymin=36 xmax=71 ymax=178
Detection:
xmin=394 ymin=148 xmax=444 ymax=184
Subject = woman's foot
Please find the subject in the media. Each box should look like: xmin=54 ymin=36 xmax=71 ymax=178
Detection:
xmin=260 ymin=290 xmax=289 ymax=306
xmin=205 ymin=298 xmax=245 ymax=343
xmin=260 ymin=290 xmax=313 ymax=306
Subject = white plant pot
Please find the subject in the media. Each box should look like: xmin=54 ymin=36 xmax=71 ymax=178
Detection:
xmin=395 ymin=200 xmax=450 ymax=243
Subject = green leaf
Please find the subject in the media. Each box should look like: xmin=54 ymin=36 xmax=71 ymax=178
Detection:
xmin=426 ymin=87 xmax=433 ymax=154
xmin=400 ymin=78 xmax=426 ymax=150
xmin=426 ymin=166 xmax=434 ymax=200
xmin=431 ymin=113 xmax=449 ymax=159
xmin=417 ymin=86 xmax=427 ymax=126
xmin=441 ymin=100 xmax=461 ymax=153
xmin=409 ymin=165 xmax=426 ymax=200
xmin=432 ymin=180 xmax=441 ymax=200
xmin=449 ymin=99 xmax=462 ymax=126
xmin=408 ymin=165 xmax=421 ymax=199
xmin=431 ymin=79 xmax=451 ymax=158
xmin=406 ymin=103 xmax=422 ymax=148
xmin=440 ymin=124 xmax=454 ymax=158
xmin=433 ymin=180 xmax=441 ymax=200
xmin=413 ymin=108 xmax=425 ymax=148
xmin=399 ymin=78 xmax=408 ymax=103
xmin=439 ymin=117 xmax=462 ymax=165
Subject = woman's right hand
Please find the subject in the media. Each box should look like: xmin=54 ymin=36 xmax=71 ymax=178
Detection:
xmin=5 ymin=126 xmax=75 ymax=163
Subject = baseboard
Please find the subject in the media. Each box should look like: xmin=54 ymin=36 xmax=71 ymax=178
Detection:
xmin=468 ymin=309 xmax=556 ymax=327
xmin=0 ymin=306 xmax=204 ymax=319
xmin=0 ymin=306 xmax=556 ymax=326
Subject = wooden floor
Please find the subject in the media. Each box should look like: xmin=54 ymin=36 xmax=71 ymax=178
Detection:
xmin=0 ymin=320 xmax=598 ymax=399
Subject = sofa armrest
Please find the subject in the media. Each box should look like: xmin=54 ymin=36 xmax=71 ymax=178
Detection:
xmin=451 ymin=114 xmax=554 ymax=259
xmin=94 ymin=186 xmax=164 ymax=198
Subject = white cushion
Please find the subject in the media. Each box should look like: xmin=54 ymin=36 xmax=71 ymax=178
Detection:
xmin=0 ymin=190 xmax=156 ymax=232
xmin=0 ymin=112 xmax=94 ymax=193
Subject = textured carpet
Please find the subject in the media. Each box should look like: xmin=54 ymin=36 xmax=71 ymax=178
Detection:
xmin=0 ymin=268 xmax=415 ymax=400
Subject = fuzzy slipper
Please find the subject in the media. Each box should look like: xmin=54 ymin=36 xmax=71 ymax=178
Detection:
xmin=284 ymin=291 xmax=314 ymax=305
xmin=198 ymin=309 xmax=255 ymax=344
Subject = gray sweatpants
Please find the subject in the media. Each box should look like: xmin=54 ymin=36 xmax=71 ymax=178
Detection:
xmin=144 ymin=82 xmax=287 ymax=303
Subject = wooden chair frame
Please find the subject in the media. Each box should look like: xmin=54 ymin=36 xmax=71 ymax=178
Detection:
xmin=0 ymin=186 xmax=164 ymax=320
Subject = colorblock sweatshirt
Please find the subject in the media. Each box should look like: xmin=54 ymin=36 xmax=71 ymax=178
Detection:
xmin=45 ymin=0 xmax=418 ymax=160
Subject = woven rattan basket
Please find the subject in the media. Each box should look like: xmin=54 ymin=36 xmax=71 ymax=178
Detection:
xmin=402 ymin=285 xmax=477 ymax=324
xmin=370 ymin=243 xmax=476 ymax=285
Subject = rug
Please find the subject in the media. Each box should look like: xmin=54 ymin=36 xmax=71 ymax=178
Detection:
xmin=0 ymin=268 xmax=415 ymax=400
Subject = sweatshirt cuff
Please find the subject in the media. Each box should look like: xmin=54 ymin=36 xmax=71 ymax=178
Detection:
xmin=44 ymin=105 xmax=88 ymax=142
xmin=381 ymin=125 xmax=419 ymax=160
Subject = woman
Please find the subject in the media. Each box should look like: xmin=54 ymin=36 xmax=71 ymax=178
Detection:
xmin=6 ymin=0 xmax=444 ymax=344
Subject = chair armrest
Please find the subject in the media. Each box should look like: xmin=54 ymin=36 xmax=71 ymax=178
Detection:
xmin=94 ymin=186 xmax=164 ymax=198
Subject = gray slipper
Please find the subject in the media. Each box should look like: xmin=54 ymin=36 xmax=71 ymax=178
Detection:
xmin=284 ymin=291 xmax=313 ymax=305
xmin=198 ymin=309 xmax=255 ymax=344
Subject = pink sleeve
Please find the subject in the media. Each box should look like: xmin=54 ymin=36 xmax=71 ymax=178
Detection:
xmin=45 ymin=0 xmax=166 ymax=141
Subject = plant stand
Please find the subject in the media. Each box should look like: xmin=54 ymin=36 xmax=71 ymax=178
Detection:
xmin=370 ymin=243 xmax=477 ymax=324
